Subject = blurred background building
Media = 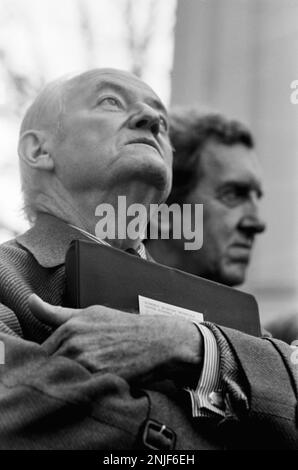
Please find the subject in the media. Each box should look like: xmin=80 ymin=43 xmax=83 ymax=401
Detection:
xmin=0 ymin=0 xmax=298 ymax=325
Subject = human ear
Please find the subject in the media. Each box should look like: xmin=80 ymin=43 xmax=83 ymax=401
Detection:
xmin=18 ymin=130 xmax=54 ymax=171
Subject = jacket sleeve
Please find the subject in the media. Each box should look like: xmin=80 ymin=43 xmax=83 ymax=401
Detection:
xmin=0 ymin=323 xmax=151 ymax=449
xmin=0 ymin=306 xmax=216 ymax=450
xmin=206 ymin=323 xmax=298 ymax=449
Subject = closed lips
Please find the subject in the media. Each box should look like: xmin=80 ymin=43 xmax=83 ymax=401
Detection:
xmin=126 ymin=138 xmax=161 ymax=154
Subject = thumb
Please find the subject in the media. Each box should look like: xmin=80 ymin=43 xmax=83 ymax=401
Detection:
xmin=29 ymin=294 xmax=75 ymax=327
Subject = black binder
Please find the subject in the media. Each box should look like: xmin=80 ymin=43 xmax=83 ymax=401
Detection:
xmin=64 ymin=239 xmax=261 ymax=337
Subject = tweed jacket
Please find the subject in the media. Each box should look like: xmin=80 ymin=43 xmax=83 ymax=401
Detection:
xmin=0 ymin=213 xmax=297 ymax=449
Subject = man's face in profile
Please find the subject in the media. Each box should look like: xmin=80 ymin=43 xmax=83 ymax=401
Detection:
xmin=186 ymin=139 xmax=266 ymax=286
xmin=51 ymin=69 xmax=173 ymax=199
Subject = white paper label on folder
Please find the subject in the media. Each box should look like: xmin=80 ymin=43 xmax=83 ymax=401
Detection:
xmin=138 ymin=295 xmax=204 ymax=323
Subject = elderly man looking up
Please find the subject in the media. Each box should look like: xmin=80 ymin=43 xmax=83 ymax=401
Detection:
xmin=0 ymin=69 xmax=296 ymax=450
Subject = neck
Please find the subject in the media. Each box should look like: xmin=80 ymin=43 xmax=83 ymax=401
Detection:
xmin=35 ymin=178 xmax=163 ymax=251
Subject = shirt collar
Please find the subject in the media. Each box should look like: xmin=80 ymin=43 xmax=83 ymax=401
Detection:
xmin=16 ymin=213 xmax=92 ymax=268
xmin=16 ymin=213 xmax=148 ymax=268
xmin=69 ymin=224 xmax=147 ymax=260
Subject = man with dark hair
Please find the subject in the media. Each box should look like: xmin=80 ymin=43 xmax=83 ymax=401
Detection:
xmin=147 ymin=108 xmax=266 ymax=286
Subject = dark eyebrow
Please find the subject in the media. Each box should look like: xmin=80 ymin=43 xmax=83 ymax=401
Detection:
xmin=220 ymin=180 xmax=264 ymax=198
xmin=94 ymin=80 xmax=168 ymax=116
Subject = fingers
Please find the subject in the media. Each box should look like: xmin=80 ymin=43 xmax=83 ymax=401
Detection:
xmin=29 ymin=294 xmax=76 ymax=327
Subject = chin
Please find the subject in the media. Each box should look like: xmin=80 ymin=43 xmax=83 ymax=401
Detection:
xmin=120 ymin=147 xmax=172 ymax=189
xmin=221 ymin=270 xmax=246 ymax=287
xmin=130 ymin=162 xmax=171 ymax=195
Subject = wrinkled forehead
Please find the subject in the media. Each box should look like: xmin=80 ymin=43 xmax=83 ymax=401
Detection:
xmin=63 ymin=68 xmax=165 ymax=112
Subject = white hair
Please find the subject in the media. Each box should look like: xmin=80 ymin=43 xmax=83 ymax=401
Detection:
xmin=18 ymin=78 xmax=67 ymax=222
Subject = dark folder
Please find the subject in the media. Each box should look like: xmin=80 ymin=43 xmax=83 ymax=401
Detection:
xmin=64 ymin=239 xmax=261 ymax=337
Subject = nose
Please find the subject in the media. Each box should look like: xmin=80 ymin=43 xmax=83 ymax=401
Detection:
xmin=128 ymin=103 xmax=161 ymax=136
xmin=239 ymin=201 xmax=266 ymax=236
xmin=240 ymin=215 xmax=266 ymax=235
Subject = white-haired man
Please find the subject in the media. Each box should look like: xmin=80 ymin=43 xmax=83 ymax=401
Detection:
xmin=0 ymin=69 xmax=296 ymax=450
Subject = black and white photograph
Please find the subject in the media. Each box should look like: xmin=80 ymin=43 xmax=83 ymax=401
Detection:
xmin=0 ymin=0 xmax=297 ymax=455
